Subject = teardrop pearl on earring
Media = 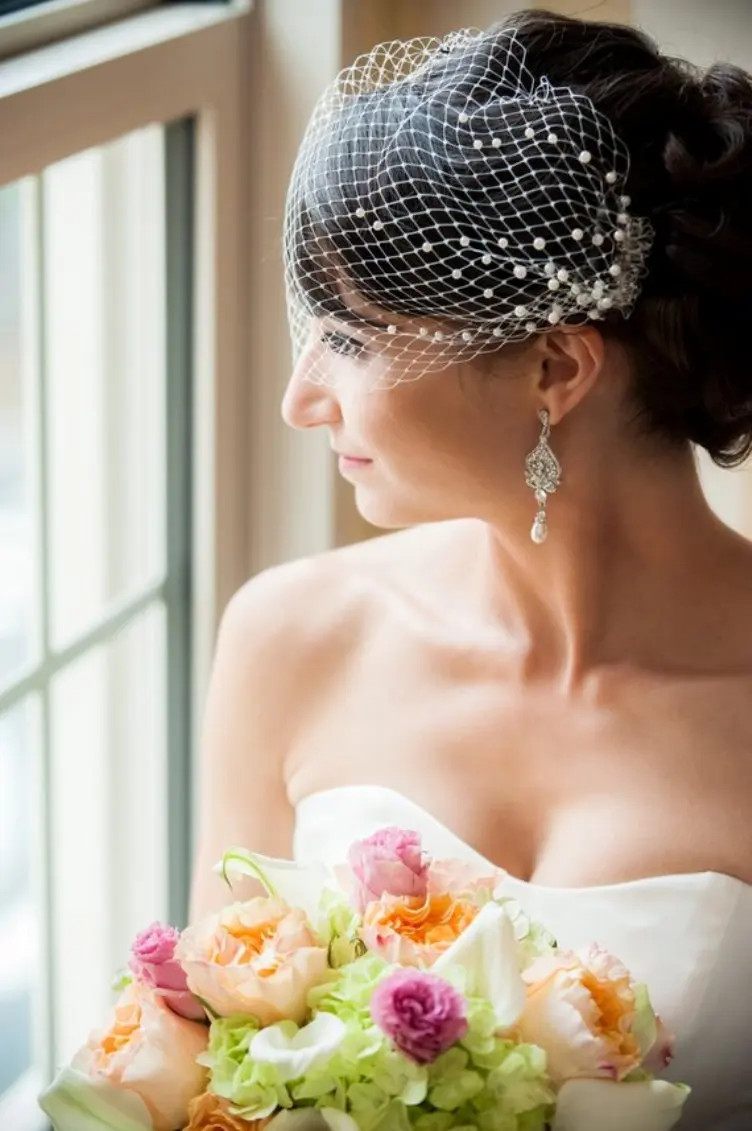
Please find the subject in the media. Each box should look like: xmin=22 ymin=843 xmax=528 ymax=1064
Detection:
xmin=531 ymin=490 xmax=549 ymax=544
xmin=524 ymin=410 xmax=561 ymax=544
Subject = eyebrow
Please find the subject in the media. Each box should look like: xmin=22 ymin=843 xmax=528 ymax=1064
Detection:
xmin=321 ymin=327 xmax=367 ymax=347
xmin=322 ymin=312 xmax=398 ymax=341
xmin=317 ymin=272 xmax=403 ymax=334
xmin=338 ymin=311 xmax=397 ymax=332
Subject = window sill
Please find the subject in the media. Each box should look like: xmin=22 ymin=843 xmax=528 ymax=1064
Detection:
xmin=0 ymin=0 xmax=158 ymax=64
xmin=0 ymin=0 xmax=251 ymax=97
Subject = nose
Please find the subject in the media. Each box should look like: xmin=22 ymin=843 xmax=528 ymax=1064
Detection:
xmin=281 ymin=354 xmax=342 ymax=431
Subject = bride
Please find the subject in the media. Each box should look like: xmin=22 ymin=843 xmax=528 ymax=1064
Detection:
xmin=190 ymin=10 xmax=752 ymax=1130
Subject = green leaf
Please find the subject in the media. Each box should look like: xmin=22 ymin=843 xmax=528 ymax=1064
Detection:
xmin=110 ymin=969 xmax=133 ymax=994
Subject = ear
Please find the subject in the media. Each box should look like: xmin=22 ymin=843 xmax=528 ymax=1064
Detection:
xmin=531 ymin=327 xmax=605 ymax=425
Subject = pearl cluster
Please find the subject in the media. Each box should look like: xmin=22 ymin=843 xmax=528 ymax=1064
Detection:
xmin=351 ymin=189 xmax=643 ymax=341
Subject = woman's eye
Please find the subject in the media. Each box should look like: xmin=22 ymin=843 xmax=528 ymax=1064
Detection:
xmin=321 ymin=330 xmax=365 ymax=359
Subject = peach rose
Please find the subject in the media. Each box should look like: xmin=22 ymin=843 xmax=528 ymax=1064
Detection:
xmin=185 ymin=1091 xmax=270 ymax=1130
xmin=40 ymin=982 xmax=208 ymax=1131
xmin=517 ymin=944 xmax=647 ymax=1085
xmin=361 ymin=893 xmax=479 ymax=966
xmin=175 ymin=898 xmax=329 ymax=1025
xmin=427 ymin=859 xmax=505 ymax=899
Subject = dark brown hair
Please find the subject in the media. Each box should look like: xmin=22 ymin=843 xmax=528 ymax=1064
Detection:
xmin=293 ymin=10 xmax=752 ymax=466
xmin=501 ymin=10 xmax=752 ymax=466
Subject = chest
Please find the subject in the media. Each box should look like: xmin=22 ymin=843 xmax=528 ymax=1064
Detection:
xmin=287 ymin=628 xmax=752 ymax=886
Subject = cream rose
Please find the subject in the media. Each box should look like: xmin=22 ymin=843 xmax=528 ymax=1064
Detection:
xmin=175 ymin=898 xmax=330 ymax=1025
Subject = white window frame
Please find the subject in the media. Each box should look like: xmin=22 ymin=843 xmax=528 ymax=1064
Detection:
xmin=0 ymin=0 xmax=254 ymax=722
xmin=0 ymin=0 xmax=160 ymax=62
xmin=0 ymin=4 xmax=253 ymax=1125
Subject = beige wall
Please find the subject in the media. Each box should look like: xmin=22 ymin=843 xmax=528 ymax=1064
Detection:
xmin=393 ymin=0 xmax=631 ymax=40
xmin=632 ymin=0 xmax=752 ymax=533
xmin=246 ymin=0 xmax=401 ymax=570
xmin=246 ymin=0 xmax=752 ymax=571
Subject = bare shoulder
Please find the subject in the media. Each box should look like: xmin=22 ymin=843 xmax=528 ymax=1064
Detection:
xmin=218 ymin=520 xmax=473 ymax=713
xmin=228 ymin=519 xmax=472 ymax=635
xmin=192 ymin=529 xmax=463 ymax=912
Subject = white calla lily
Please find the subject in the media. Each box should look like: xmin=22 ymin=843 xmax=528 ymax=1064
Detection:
xmin=215 ymin=847 xmax=332 ymax=923
xmin=39 ymin=1067 xmax=155 ymax=1131
xmin=250 ymin=1014 xmax=347 ymax=1082
xmin=432 ymin=900 xmax=526 ymax=1029
xmin=551 ymin=1078 xmax=690 ymax=1131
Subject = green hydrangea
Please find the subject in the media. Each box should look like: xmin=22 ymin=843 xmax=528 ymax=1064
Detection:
xmin=200 ymin=1015 xmax=291 ymax=1119
xmin=402 ymin=999 xmax=555 ymax=1130
xmin=200 ymin=943 xmax=555 ymax=1130
xmin=303 ymin=968 xmax=553 ymax=1130
xmin=317 ymin=887 xmax=367 ymax=968
xmin=295 ymin=983 xmax=430 ymax=1130
xmin=309 ymin=954 xmax=390 ymax=1024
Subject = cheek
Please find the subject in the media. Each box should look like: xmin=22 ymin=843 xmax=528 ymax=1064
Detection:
xmin=346 ymin=373 xmax=513 ymax=480
xmin=353 ymin=384 xmax=460 ymax=463
xmin=343 ymin=388 xmax=404 ymax=449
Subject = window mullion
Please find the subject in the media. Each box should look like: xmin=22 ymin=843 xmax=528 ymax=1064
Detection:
xmin=21 ymin=172 xmax=53 ymax=1086
xmin=0 ymin=579 xmax=169 ymax=714
xmin=164 ymin=119 xmax=194 ymax=929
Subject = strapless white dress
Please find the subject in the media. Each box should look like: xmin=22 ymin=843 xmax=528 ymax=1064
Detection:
xmin=294 ymin=784 xmax=752 ymax=1131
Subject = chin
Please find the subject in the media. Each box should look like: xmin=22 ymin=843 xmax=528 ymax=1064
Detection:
xmin=352 ymin=486 xmax=447 ymax=530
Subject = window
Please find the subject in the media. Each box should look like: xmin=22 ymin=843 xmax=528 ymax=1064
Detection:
xmin=0 ymin=3 xmax=251 ymax=1126
xmin=0 ymin=120 xmax=192 ymax=1120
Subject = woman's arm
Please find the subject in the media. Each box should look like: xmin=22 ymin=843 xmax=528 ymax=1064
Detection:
xmin=188 ymin=566 xmax=309 ymax=920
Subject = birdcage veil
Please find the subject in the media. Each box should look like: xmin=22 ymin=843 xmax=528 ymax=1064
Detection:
xmin=283 ymin=25 xmax=654 ymax=390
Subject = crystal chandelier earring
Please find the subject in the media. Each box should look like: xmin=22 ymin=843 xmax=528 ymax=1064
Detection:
xmin=524 ymin=409 xmax=561 ymax=544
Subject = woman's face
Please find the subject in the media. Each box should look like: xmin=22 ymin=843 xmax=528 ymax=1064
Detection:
xmin=282 ymin=317 xmax=543 ymax=530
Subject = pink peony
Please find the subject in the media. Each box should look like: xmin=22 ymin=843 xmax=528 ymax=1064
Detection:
xmin=347 ymin=827 xmax=429 ymax=912
xmin=371 ymin=967 xmax=468 ymax=1065
xmin=130 ymin=922 xmax=206 ymax=1022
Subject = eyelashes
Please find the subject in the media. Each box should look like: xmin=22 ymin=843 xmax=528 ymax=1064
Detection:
xmin=320 ymin=329 xmax=367 ymax=359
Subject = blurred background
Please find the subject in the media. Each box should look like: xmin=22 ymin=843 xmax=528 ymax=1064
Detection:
xmin=0 ymin=1 xmax=751 ymax=1127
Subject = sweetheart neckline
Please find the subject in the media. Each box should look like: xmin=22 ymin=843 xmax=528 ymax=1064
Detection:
xmin=296 ymin=783 xmax=752 ymax=895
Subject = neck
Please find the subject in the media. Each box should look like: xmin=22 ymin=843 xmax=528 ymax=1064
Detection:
xmin=474 ymin=443 xmax=729 ymax=684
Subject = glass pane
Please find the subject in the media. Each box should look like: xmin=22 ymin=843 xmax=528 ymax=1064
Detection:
xmin=0 ymin=699 xmax=40 ymax=1098
xmin=50 ymin=605 xmax=167 ymax=1063
xmin=44 ymin=127 xmax=167 ymax=651
xmin=0 ymin=183 xmax=36 ymax=684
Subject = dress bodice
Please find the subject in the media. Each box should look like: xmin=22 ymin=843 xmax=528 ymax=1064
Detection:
xmin=294 ymin=784 xmax=752 ymax=1131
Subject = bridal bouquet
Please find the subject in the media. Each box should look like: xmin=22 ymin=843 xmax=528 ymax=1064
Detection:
xmin=40 ymin=828 xmax=689 ymax=1131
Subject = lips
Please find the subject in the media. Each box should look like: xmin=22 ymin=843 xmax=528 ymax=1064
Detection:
xmin=336 ymin=453 xmax=373 ymax=472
